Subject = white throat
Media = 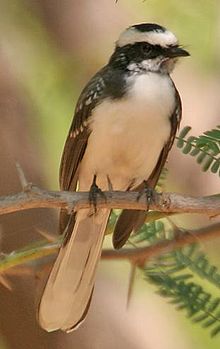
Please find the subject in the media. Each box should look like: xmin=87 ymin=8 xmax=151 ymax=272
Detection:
xmin=127 ymin=57 xmax=177 ymax=74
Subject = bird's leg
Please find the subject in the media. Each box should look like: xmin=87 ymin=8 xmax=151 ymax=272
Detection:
xmin=137 ymin=181 xmax=156 ymax=210
xmin=89 ymin=174 xmax=106 ymax=213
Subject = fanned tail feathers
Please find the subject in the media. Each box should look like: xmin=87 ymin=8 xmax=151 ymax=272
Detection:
xmin=39 ymin=209 xmax=110 ymax=332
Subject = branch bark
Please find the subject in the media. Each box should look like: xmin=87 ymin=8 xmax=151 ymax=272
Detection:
xmin=1 ymin=184 xmax=220 ymax=216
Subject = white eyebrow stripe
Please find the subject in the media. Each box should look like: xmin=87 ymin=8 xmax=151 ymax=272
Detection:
xmin=117 ymin=28 xmax=178 ymax=48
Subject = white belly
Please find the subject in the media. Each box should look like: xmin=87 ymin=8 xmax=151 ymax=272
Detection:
xmin=79 ymin=73 xmax=175 ymax=190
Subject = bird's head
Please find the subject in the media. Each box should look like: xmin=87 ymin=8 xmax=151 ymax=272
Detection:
xmin=109 ymin=23 xmax=190 ymax=74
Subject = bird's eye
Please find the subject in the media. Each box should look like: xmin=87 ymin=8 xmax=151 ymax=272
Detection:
xmin=141 ymin=44 xmax=152 ymax=54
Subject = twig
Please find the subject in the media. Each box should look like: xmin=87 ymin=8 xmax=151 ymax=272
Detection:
xmin=127 ymin=263 xmax=137 ymax=307
xmin=101 ymin=223 xmax=220 ymax=265
xmin=0 ymin=240 xmax=60 ymax=273
xmin=0 ymin=223 xmax=219 ymax=274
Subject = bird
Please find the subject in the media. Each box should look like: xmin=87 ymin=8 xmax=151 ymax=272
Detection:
xmin=38 ymin=23 xmax=189 ymax=332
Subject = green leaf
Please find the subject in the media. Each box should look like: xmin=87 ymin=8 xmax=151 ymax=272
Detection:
xmin=202 ymin=157 xmax=214 ymax=172
xmin=176 ymin=126 xmax=192 ymax=148
xmin=190 ymin=147 xmax=201 ymax=156
xmin=211 ymin=160 xmax=220 ymax=174
xmin=211 ymin=325 xmax=220 ymax=337
xmin=197 ymin=151 xmax=207 ymax=164
xmin=176 ymin=125 xmax=220 ymax=177
xmin=204 ymin=129 xmax=220 ymax=141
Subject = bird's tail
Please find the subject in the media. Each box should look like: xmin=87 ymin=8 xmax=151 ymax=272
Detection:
xmin=38 ymin=208 xmax=110 ymax=332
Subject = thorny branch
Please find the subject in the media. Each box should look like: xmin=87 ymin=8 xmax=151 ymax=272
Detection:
xmin=0 ymin=164 xmax=219 ymax=276
xmin=1 ymin=184 xmax=220 ymax=216
xmin=102 ymin=222 xmax=220 ymax=265
xmin=0 ymin=223 xmax=219 ymax=275
xmin=0 ymin=175 xmax=219 ymax=275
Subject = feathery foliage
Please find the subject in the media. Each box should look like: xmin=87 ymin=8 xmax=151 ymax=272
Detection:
xmin=132 ymin=219 xmax=220 ymax=337
xmin=176 ymin=126 xmax=220 ymax=176
xmin=146 ymin=264 xmax=220 ymax=337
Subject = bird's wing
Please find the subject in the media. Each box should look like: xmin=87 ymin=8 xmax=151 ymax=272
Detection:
xmin=39 ymin=68 xmax=111 ymax=332
xmin=59 ymin=68 xmax=106 ymax=233
xmin=112 ymin=90 xmax=182 ymax=249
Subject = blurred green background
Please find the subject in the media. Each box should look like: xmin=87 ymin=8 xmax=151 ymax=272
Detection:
xmin=0 ymin=0 xmax=219 ymax=348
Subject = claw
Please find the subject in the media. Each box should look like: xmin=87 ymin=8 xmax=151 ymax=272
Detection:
xmin=137 ymin=182 xmax=156 ymax=210
xmin=89 ymin=175 xmax=106 ymax=213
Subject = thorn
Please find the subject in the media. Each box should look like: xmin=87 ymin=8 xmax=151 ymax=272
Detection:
xmin=0 ymin=274 xmax=12 ymax=291
xmin=209 ymin=213 xmax=220 ymax=219
xmin=166 ymin=218 xmax=185 ymax=238
xmin=167 ymin=218 xmax=205 ymax=248
xmin=107 ymin=175 xmax=113 ymax=192
xmin=0 ymin=226 xmax=3 ymax=250
xmin=35 ymin=228 xmax=57 ymax=242
xmin=6 ymin=266 xmax=33 ymax=276
xmin=166 ymin=217 xmax=180 ymax=230
xmin=126 ymin=263 xmax=136 ymax=308
xmin=15 ymin=162 xmax=30 ymax=190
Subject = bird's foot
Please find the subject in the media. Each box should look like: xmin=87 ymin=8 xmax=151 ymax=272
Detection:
xmin=89 ymin=175 xmax=106 ymax=214
xmin=137 ymin=182 xmax=156 ymax=210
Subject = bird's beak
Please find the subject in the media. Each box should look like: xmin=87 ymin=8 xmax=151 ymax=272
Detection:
xmin=160 ymin=46 xmax=190 ymax=73
xmin=167 ymin=46 xmax=190 ymax=58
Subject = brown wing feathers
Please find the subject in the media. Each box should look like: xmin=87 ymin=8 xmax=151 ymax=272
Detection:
xmin=59 ymin=72 xmax=106 ymax=234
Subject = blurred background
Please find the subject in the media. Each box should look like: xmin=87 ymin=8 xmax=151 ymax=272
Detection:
xmin=0 ymin=0 xmax=219 ymax=348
